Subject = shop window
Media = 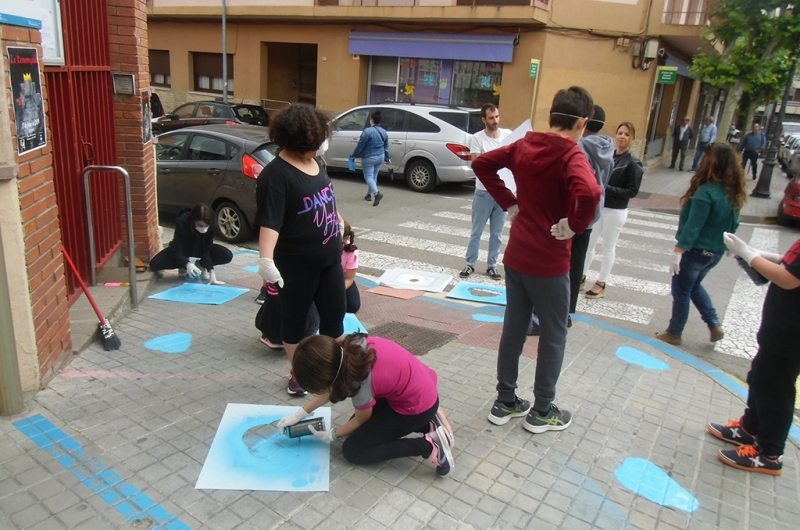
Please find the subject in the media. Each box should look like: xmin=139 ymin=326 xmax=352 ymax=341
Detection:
xmin=150 ymin=50 xmax=171 ymax=87
xmin=452 ymin=61 xmax=502 ymax=108
xmin=399 ymin=58 xmax=442 ymax=104
xmin=369 ymin=56 xmax=399 ymax=104
xmin=193 ymin=52 xmax=234 ymax=95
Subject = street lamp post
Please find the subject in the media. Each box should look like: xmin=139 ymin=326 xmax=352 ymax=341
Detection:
xmin=752 ymin=54 xmax=798 ymax=198
xmin=222 ymin=0 xmax=228 ymax=104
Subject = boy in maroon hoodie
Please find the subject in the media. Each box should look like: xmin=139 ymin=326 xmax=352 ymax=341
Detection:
xmin=473 ymin=87 xmax=601 ymax=433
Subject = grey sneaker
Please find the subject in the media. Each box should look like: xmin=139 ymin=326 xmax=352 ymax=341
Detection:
xmin=524 ymin=404 xmax=572 ymax=434
xmin=459 ymin=265 xmax=474 ymax=278
xmin=707 ymin=419 xmax=755 ymax=446
xmin=488 ymin=397 xmax=531 ymax=426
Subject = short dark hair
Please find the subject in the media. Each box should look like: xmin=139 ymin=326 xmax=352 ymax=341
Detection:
xmin=189 ymin=204 xmax=215 ymax=227
xmin=481 ymin=103 xmax=498 ymax=119
xmin=371 ymin=110 xmax=382 ymax=125
xmin=586 ymin=105 xmax=605 ymax=133
xmin=268 ymin=103 xmax=331 ymax=153
xmin=549 ymin=86 xmax=594 ymax=130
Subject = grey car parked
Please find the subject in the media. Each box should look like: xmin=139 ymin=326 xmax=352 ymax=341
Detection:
xmin=325 ymin=102 xmax=483 ymax=192
xmin=155 ymin=125 xmax=277 ymax=243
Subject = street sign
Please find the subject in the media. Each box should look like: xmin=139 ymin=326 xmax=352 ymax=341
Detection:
xmin=529 ymin=59 xmax=540 ymax=79
xmin=657 ymin=66 xmax=678 ymax=85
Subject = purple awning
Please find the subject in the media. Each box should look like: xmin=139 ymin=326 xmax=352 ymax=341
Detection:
xmin=348 ymin=31 xmax=515 ymax=62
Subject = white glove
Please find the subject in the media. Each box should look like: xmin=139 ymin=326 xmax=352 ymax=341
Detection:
xmin=276 ymin=407 xmax=309 ymax=430
xmin=207 ymin=270 xmax=226 ymax=285
xmin=670 ymin=252 xmax=682 ymax=276
xmin=506 ymin=204 xmax=520 ymax=223
xmin=550 ymin=218 xmax=575 ymax=241
xmin=759 ymin=251 xmax=782 ymax=264
xmin=308 ymin=425 xmax=338 ymax=442
xmin=258 ymin=257 xmax=284 ymax=288
xmin=185 ymin=262 xmax=202 ymax=279
xmin=723 ymin=232 xmax=759 ymax=265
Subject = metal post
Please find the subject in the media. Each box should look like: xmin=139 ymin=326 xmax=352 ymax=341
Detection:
xmin=0 ymin=224 xmax=24 ymax=415
xmin=222 ymin=0 xmax=228 ymax=104
xmin=752 ymin=54 xmax=798 ymax=198
xmin=83 ymin=166 xmax=138 ymax=309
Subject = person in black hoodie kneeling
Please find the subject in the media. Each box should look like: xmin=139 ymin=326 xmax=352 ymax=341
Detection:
xmin=150 ymin=204 xmax=232 ymax=284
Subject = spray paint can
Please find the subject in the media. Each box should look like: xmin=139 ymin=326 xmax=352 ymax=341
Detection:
xmin=284 ymin=417 xmax=325 ymax=438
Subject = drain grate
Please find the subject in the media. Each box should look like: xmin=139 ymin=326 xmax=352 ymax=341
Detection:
xmin=365 ymin=322 xmax=457 ymax=356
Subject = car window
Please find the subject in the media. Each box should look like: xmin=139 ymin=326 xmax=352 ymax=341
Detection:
xmin=407 ymin=113 xmax=440 ymax=133
xmin=197 ymin=103 xmax=215 ymax=118
xmin=335 ymin=109 xmax=371 ymax=131
xmin=251 ymin=143 xmax=279 ymax=165
xmin=378 ymin=109 xmax=406 ymax=133
xmin=430 ymin=111 xmax=468 ymax=132
xmin=234 ymin=105 xmax=268 ymax=120
xmin=174 ymin=104 xmax=195 ymax=119
xmin=187 ymin=135 xmax=229 ymax=161
xmin=156 ymin=133 xmax=188 ymax=161
xmin=468 ymin=112 xmax=484 ymax=134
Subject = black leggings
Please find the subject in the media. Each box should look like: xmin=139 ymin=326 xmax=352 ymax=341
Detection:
xmin=569 ymin=229 xmax=592 ymax=314
xmin=342 ymin=398 xmax=437 ymax=466
xmin=346 ymin=283 xmax=361 ymax=313
xmin=149 ymin=245 xmax=232 ymax=272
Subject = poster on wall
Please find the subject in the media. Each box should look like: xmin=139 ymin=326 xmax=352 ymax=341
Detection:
xmin=142 ymin=91 xmax=152 ymax=144
xmin=8 ymin=47 xmax=47 ymax=155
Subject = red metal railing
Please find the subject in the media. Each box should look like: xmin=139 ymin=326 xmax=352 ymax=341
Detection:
xmin=662 ymin=0 xmax=710 ymax=26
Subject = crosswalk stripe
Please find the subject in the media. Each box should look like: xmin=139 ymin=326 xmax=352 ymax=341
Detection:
xmin=714 ymin=227 xmax=777 ymax=359
xmin=629 ymin=210 xmax=679 ymax=221
xmin=626 ymin=217 xmax=679 ymax=231
xmin=359 ymin=231 xmax=500 ymax=264
xmin=399 ymin=221 xmax=509 ymax=244
xmin=434 ymin=211 xmax=512 ymax=229
xmin=584 ymin=270 xmax=671 ymax=296
xmin=621 ymin=227 xmax=675 ymax=241
xmin=597 ymin=256 xmax=670 ymax=273
xmin=358 ymin=251 xmax=501 ymax=287
xmin=576 ymin=298 xmax=654 ymax=325
xmin=615 ymin=238 xmax=674 ymax=255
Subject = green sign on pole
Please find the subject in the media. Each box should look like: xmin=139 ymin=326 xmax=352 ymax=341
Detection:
xmin=529 ymin=59 xmax=540 ymax=79
xmin=657 ymin=66 xmax=678 ymax=85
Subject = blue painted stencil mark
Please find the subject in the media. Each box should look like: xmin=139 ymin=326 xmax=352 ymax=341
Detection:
xmin=615 ymin=457 xmax=700 ymax=513
xmin=447 ymin=281 xmax=506 ymax=306
xmin=149 ymin=283 xmax=248 ymax=305
xmin=344 ymin=313 xmax=366 ymax=334
xmin=472 ymin=313 xmax=504 ymax=323
xmin=144 ymin=333 xmax=192 ymax=354
xmin=616 ymin=346 xmax=669 ymax=370
xmin=14 ymin=415 xmax=192 ymax=529
xmin=243 ymin=265 xmax=259 ymax=272
xmin=233 ymin=250 xmax=259 ymax=255
xmin=565 ymin=460 xmax=628 ymax=525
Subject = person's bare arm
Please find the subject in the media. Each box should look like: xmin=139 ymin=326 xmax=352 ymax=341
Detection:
xmin=751 ymin=257 xmax=800 ymax=290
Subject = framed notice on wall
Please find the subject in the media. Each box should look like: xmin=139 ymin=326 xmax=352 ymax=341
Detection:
xmin=8 ymin=47 xmax=47 ymax=155
xmin=0 ymin=0 xmax=65 ymax=65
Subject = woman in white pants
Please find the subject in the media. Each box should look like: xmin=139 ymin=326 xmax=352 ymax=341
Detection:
xmin=583 ymin=122 xmax=644 ymax=298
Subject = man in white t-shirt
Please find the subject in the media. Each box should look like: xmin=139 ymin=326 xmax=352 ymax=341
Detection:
xmin=460 ymin=103 xmax=513 ymax=280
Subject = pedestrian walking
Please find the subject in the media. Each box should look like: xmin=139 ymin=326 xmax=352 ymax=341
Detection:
xmin=708 ymin=232 xmax=800 ymax=476
xmin=275 ymin=333 xmax=456 ymax=476
xmin=256 ymin=103 xmax=346 ymax=396
xmin=350 ymin=110 xmax=390 ymax=206
xmin=727 ymin=122 xmax=737 ymax=143
xmin=739 ymin=122 xmax=766 ymax=180
xmin=583 ymin=122 xmax=644 ymax=299
xmin=691 ymin=116 xmax=717 ymax=171
xmin=670 ymin=116 xmax=694 ymax=170
xmin=472 ymin=86 xmax=601 ymax=433
xmin=655 ymin=143 xmax=746 ymax=346
xmin=460 ymin=103 xmax=512 ymax=281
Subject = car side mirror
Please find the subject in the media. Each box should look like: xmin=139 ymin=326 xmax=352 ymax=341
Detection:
xmin=165 ymin=114 xmax=179 ymax=120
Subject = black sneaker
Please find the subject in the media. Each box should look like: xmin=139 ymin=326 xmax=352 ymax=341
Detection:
xmin=255 ymin=292 xmax=266 ymax=305
xmin=707 ymin=419 xmax=755 ymax=446
xmin=364 ymin=193 xmax=373 ymax=201
xmin=373 ymin=192 xmax=384 ymax=206
xmin=487 ymin=267 xmax=502 ymax=280
xmin=488 ymin=397 xmax=531 ymax=425
xmin=459 ymin=265 xmax=474 ymax=278
xmin=719 ymin=444 xmax=783 ymax=476
xmin=567 ymin=316 xmax=572 ymax=328
xmin=524 ymin=404 xmax=572 ymax=434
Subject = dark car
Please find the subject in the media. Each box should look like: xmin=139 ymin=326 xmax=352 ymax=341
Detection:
xmin=152 ymin=101 xmax=270 ymax=136
xmin=156 ymin=125 xmax=277 ymax=243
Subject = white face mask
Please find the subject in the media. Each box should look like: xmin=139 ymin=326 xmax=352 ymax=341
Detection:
xmin=196 ymin=226 xmax=209 ymax=234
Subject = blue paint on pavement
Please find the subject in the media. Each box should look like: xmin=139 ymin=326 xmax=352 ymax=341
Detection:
xmin=472 ymin=313 xmax=504 ymax=323
xmin=565 ymin=460 xmax=629 ymax=525
xmin=616 ymin=346 xmax=669 ymax=370
xmin=615 ymin=457 xmax=700 ymax=513
xmin=243 ymin=265 xmax=259 ymax=272
xmin=149 ymin=283 xmax=249 ymax=305
xmin=14 ymin=415 xmax=192 ymax=529
xmin=144 ymin=333 xmax=192 ymax=354
xmin=447 ymin=281 xmax=506 ymax=306
xmin=233 ymin=249 xmax=259 ymax=255
xmin=344 ymin=313 xmax=366 ymax=334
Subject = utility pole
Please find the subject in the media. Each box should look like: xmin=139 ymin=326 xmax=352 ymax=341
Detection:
xmin=222 ymin=0 xmax=228 ymax=104
xmin=752 ymin=53 xmax=798 ymax=198
xmin=0 ymin=224 xmax=23 ymax=416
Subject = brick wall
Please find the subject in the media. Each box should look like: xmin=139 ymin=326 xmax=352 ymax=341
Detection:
xmin=108 ymin=0 xmax=160 ymax=263
xmin=2 ymin=24 xmax=72 ymax=385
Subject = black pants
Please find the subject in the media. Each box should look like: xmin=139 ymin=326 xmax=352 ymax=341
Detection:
xmin=346 ymin=283 xmax=361 ymax=313
xmin=671 ymin=144 xmax=687 ymax=169
xmin=254 ymin=282 xmax=320 ymax=344
xmin=342 ymin=398 xmax=437 ymax=466
xmin=742 ymin=150 xmax=759 ymax=179
xmin=569 ymin=229 xmax=591 ymax=314
xmin=741 ymin=344 xmax=800 ymax=456
xmin=149 ymin=244 xmax=232 ymax=272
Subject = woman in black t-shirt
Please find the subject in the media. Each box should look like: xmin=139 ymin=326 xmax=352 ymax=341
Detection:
xmin=255 ymin=104 xmax=346 ymax=396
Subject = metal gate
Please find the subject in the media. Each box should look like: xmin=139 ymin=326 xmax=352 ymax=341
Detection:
xmin=46 ymin=0 xmax=120 ymax=300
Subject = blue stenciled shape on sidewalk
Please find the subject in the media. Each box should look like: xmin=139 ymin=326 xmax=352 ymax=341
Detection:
xmin=14 ymin=415 xmax=192 ymax=529
xmin=233 ymin=249 xmax=259 ymax=255
xmin=344 ymin=313 xmax=366 ymax=334
xmin=144 ymin=333 xmax=192 ymax=354
xmin=472 ymin=313 xmax=504 ymax=323
xmin=447 ymin=281 xmax=506 ymax=306
xmin=149 ymin=283 xmax=249 ymax=305
xmin=615 ymin=457 xmax=700 ymax=513
xmin=564 ymin=460 xmax=629 ymax=526
xmin=243 ymin=265 xmax=259 ymax=272
xmin=616 ymin=346 xmax=669 ymax=370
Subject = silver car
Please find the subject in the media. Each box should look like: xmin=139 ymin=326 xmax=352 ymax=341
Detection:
xmin=326 ymin=103 xmax=483 ymax=193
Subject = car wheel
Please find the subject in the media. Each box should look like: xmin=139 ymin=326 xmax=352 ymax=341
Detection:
xmin=215 ymin=201 xmax=252 ymax=243
xmin=405 ymin=159 xmax=437 ymax=193
xmin=777 ymin=201 xmax=791 ymax=226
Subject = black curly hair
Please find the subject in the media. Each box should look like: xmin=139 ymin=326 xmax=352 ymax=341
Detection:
xmin=268 ymin=104 xmax=331 ymax=153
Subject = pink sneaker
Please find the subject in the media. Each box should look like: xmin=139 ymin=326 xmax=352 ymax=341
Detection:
xmin=426 ymin=427 xmax=454 ymax=476
xmin=430 ymin=408 xmax=455 ymax=448
xmin=287 ymin=375 xmax=307 ymax=397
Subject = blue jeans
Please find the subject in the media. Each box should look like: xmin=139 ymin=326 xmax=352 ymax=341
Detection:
xmin=465 ymin=189 xmax=506 ymax=268
xmin=666 ymin=249 xmax=723 ymax=337
xmin=361 ymin=155 xmax=383 ymax=196
xmin=691 ymin=142 xmax=707 ymax=170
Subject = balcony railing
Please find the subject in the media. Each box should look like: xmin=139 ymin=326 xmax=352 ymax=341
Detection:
xmin=662 ymin=0 xmax=709 ymax=26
